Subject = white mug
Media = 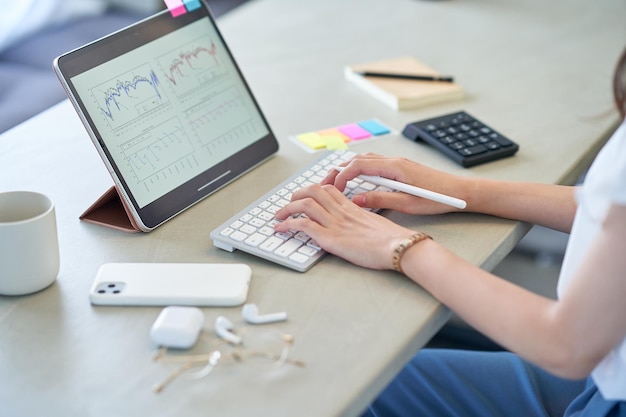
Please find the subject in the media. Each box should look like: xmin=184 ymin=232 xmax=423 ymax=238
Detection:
xmin=0 ymin=191 xmax=60 ymax=295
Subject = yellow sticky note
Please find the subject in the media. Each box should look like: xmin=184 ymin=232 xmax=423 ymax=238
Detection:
xmin=296 ymin=132 xmax=326 ymax=150
xmin=323 ymin=135 xmax=349 ymax=150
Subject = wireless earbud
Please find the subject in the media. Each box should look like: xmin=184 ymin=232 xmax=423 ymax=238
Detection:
xmin=242 ymin=303 xmax=288 ymax=324
xmin=215 ymin=316 xmax=242 ymax=345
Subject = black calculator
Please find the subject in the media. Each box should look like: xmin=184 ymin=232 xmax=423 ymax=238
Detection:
xmin=402 ymin=111 xmax=519 ymax=167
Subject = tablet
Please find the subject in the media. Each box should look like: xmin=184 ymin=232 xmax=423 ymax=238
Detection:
xmin=53 ymin=4 xmax=279 ymax=231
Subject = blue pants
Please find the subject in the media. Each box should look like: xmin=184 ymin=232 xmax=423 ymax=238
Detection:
xmin=362 ymin=349 xmax=626 ymax=417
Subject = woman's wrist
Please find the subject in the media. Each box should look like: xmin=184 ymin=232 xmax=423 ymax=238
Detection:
xmin=392 ymin=232 xmax=433 ymax=274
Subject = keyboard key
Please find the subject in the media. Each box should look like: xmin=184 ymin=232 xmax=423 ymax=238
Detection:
xmin=220 ymin=227 xmax=234 ymax=237
xmin=249 ymin=218 xmax=265 ymax=228
xmin=274 ymin=238 xmax=303 ymax=257
xmin=245 ymin=233 xmax=267 ymax=247
xmin=298 ymin=245 xmax=319 ymax=257
xmin=239 ymin=224 xmax=256 ymax=235
xmin=260 ymin=236 xmax=284 ymax=252
xmin=289 ymin=252 xmax=310 ymax=264
xmin=229 ymin=231 xmax=247 ymax=242
xmin=259 ymin=226 xmax=275 ymax=236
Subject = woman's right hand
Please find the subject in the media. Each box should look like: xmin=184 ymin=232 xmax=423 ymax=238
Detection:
xmin=322 ymin=153 xmax=470 ymax=215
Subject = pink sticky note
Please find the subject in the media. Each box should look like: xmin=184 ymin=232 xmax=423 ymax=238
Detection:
xmin=337 ymin=124 xmax=371 ymax=140
xmin=164 ymin=0 xmax=187 ymax=17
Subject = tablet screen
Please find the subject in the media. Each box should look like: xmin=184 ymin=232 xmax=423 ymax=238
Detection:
xmin=54 ymin=6 xmax=278 ymax=230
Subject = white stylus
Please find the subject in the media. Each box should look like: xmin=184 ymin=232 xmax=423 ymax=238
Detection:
xmin=333 ymin=166 xmax=467 ymax=209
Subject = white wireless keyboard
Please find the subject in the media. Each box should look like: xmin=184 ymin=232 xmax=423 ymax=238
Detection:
xmin=210 ymin=149 xmax=391 ymax=272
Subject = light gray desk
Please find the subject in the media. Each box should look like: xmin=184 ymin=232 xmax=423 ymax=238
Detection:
xmin=1 ymin=0 xmax=624 ymax=416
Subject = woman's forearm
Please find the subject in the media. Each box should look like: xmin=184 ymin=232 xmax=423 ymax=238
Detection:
xmin=463 ymin=178 xmax=577 ymax=233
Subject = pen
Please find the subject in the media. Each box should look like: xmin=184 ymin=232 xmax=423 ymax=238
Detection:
xmin=332 ymin=166 xmax=467 ymax=209
xmin=354 ymin=71 xmax=454 ymax=83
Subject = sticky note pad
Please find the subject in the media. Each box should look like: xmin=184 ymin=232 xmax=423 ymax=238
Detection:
xmin=358 ymin=120 xmax=390 ymax=136
xmin=291 ymin=118 xmax=392 ymax=152
xmin=338 ymin=124 xmax=371 ymax=140
xmin=296 ymin=132 xmax=327 ymax=150
xmin=164 ymin=0 xmax=187 ymax=16
xmin=323 ymin=135 xmax=349 ymax=150
xmin=183 ymin=0 xmax=202 ymax=11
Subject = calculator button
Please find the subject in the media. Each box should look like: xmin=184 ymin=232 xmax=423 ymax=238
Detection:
xmin=439 ymin=136 xmax=457 ymax=145
xmin=492 ymin=135 xmax=514 ymax=147
xmin=459 ymin=144 xmax=488 ymax=156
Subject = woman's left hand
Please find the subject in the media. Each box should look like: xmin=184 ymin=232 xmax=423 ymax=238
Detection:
xmin=274 ymin=184 xmax=416 ymax=270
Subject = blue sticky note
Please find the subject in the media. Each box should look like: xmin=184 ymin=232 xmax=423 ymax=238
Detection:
xmin=358 ymin=120 xmax=390 ymax=136
xmin=183 ymin=0 xmax=202 ymax=11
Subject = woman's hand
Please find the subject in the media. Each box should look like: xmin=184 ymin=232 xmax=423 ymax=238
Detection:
xmin=274 ymin=184 xmax=416 ymax=270
xmin=322 ymin=153 xmax=468 ymax=215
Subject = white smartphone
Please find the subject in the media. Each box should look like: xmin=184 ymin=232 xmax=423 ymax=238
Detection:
xmin=89 ymin=263 xmax=251 ymax=307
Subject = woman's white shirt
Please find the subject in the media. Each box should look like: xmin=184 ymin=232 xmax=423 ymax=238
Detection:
xmin=558 ymin=119 xmax=626 ymax=400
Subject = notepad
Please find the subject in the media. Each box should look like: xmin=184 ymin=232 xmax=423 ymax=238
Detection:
xmin=344 ymin=57 xmax=464 ymax=110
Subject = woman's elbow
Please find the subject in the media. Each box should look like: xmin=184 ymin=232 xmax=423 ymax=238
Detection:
xmin=541 ymin=345 xmax=602 ymax=380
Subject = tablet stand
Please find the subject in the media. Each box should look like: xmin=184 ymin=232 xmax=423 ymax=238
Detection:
xmin=80 ymin=186 xmax=141 ymax=233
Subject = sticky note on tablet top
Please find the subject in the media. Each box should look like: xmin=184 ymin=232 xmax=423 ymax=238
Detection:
xmin=164 ymin=0 xmax=186 ymax=16
xmin=164 ymin=0 xmax=201 ymax=17
xmin=183 ymin=0 xmax=202 ymax=11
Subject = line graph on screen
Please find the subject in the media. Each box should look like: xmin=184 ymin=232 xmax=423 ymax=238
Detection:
xmin=158 ymin=36 xmax=224 ymax=96
xmin=90 ymin=64 xmax=168 ymax=130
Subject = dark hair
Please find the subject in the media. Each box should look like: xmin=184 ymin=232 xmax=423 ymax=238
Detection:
xmin=614 ymin=46 xmax=626 ymax=119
